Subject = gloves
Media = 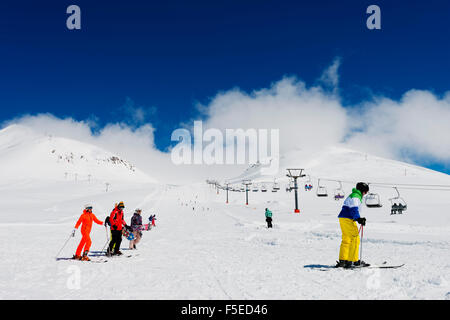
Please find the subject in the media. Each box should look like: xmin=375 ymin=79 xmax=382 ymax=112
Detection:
xmin=104 ymin=216 xmax=110 ymax=226
xmin=71 ymin=228 xmax=76 ymax=237
xmin=356 ymin=217 xmax=366 ymax=226
xmin=125 ymin=225 xmax=133 ymax=232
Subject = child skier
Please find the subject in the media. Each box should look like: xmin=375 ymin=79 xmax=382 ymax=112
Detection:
xmin=129 ymin=208 xmax=143 ymax=250
xmin=72 ymin=204 xmax=103 ymax=261
xmin=336 ymin=182 xmax=369 ymax=268
xmin=107 ymin=201 xmax=132 ymax=256
xmin=265 ymin=208 xmax=273 ymax=228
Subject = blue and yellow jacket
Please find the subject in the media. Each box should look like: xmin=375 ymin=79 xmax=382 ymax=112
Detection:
xmin=338 ymin=188 xmax=362 ymax=220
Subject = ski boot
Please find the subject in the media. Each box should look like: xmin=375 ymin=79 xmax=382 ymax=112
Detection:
xmin=353 ymin=260 xmax=370 ymax=267
xmin=114 ymin=250 xmax=123 ymax=256
xmin=335 ymin=260 xmax=352 ymax=268
xmin=81 ymin=251 xmax=91 ymax=261
xmin=106 ymin=247 xmax=113 ymax=257
xmin=72 ymin=254 xmax=81 ymax=260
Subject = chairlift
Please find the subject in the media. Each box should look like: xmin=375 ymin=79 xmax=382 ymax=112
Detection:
xmin=252 ymin=185 xmax=259 ymax=192
xmin=272 ymin=181 xmax=280 ymax=192
xmin=365 ymin=192 xmax=383 ymax=208
xmin=334 ymin=181 xmax=345 ymax=200
xmin=316 ymin=179 xmax=328 ymax=197
xmin=261 ymin=184 xmax=267 ymax=192
xmin=389 ymin=187 xmax=407 ymax=215
xmin=304 ymin=175 xmax=313 ymax=191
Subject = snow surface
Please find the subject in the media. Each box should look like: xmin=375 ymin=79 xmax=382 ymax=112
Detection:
xmin=0 ymin=125 xmax=449 ymax=299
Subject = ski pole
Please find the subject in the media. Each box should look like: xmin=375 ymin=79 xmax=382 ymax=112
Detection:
xmin=55 ymin=232 xmax=73 ymax=260
xmin=100 ymin=225 xmax=111 ymax=254
xmin=360 ymin=225 xmax=364 ymax=262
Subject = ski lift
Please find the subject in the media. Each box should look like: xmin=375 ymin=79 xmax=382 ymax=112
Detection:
xmin=261 ymin=184 xmax=267 ymax=192
xmin=365 ymin=192 xmax=383 ymax=208
xmin=316 ymin=179 xmax=328 ymax=197
xmin=389 ymin=187 xmax=407 ymax=215
xmin=272 ymin=181 xmax=280 ymax=192
xmin=304 ymin=175 xmax=313 ymax=191
xmin=334 ymin=181 xmax=345 ymax=200
xmin=252 ymin=185 xmax=259 ymax=192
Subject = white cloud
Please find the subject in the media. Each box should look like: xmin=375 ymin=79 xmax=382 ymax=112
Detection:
xmin=345 ymin=89 xmax=450 ymax=165
xmin=2 ymin=59 xmax=450 ymax=183
xmin=198 ymin=76 xmax=348 ymax=154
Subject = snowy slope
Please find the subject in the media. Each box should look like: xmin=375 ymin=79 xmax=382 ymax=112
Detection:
xmin=0 ymin=126 xmax=449 ymax=300
xmin=0 ymin=124 xmax=156 ymax=184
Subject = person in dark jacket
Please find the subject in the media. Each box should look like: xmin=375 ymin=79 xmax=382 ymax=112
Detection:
xmin=129 ymin=209 xmax=143 ymax=249
xmin=265 ymin=208 xmax=273 ymax=228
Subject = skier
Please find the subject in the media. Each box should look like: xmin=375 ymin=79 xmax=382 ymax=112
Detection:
xmin=129 ymin=209 xmax=143 ymax=250
xmin=265 ymin=208 xmax=273 ymax=228
xmin=336 ymin=182 xmax=369 ymax=268
xmin=72 ymin=204 xmax=103 ymax=261
xmin=149 ymin=214 xmax=157 ymax=227
xmin=107 ymin=201 xmax=132 ymax=256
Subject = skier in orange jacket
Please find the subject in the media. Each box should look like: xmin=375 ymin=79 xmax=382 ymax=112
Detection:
xmin=72 ymin=204 xmax=103 ymax=261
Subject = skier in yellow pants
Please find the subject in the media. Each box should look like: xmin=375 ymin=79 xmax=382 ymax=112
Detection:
xmin=336 ymin=182 xmax=369 ymax=268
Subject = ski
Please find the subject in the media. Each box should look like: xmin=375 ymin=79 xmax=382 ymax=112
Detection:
xmin=56 ymin=257 xmax=108 ymax=263
xmin=307 ymin=261 xmax=404 ymax=271
xmin=355 ymin=263 xmax=405 ymax=269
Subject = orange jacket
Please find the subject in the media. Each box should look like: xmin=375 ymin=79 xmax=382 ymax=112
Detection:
xmin=75 ymin=210 xmax=103 ymax=235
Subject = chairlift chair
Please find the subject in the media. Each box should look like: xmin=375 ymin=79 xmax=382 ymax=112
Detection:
xmin=389 ymin=187 xmax=407 ymax=215
xmin=365 ymin=192 xmax=383 ymax=208
xmin=273 ymin=181 xmax=280 ymax=191
xmin=252 ymin=185 xmax=259 ymax=192
xmin=261 ymin=184 xmax=267 ymax=192
xmin=334 ymin=181 xmax=345 ymax=200
xmin=304 ymin=175 xmax=313 ymax=191
xmin=316 ymin=179 xmax=328 ymax=197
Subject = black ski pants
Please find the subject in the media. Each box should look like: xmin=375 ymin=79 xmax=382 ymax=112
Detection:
xmin=109 ymin=229 xmax=123 ymax=253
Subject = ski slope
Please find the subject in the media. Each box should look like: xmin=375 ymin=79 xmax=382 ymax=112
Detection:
xmin=0 ymin=125 xmax=449 ymax=299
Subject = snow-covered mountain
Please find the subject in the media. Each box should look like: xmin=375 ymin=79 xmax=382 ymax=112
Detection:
xmin=0 ymin=124 xmax=156 ymax=184
xmin=225 ymin=145 xmax=450 ymax=187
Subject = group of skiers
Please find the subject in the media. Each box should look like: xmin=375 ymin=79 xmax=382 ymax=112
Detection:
xmin=71 ymin=201 xmax=156 ymax=261
xmin=264 ymin=182 xmax=370 ymax=269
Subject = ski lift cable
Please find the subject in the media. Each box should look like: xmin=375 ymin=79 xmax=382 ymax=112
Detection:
xmin=312 ymin=176 xmax=450 ymax=190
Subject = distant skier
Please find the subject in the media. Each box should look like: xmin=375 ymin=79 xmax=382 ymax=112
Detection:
xmin=107 ymin=201 xmax=132 ymax=256
xmin=149 ymin=214 xmax=157 ymax=227
xmin=265 ymin=208 xmax=273 ymax=228
xmin=336 ymin=182 xmax=369 ymax=268
xmin=72 ymin=204 xmax=103 ymax=261
xmin=129 ymin=209 xmax=143 ymax=250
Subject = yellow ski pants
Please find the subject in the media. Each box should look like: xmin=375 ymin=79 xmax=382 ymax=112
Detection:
xmin=339 ymin=218 xmax=360 ymax=262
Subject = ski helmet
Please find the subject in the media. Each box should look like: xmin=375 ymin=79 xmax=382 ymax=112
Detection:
xmin=356 ymin=182 xmax=369 ymax=194
xmin=84 ymin=204 xmax=93 ymax=210
xmin=118 ymin=201 xmax=125 ymax=209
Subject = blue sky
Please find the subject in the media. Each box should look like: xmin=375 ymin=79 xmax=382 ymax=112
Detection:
xmin=0 ymin=0 xmax=449 ymax=173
